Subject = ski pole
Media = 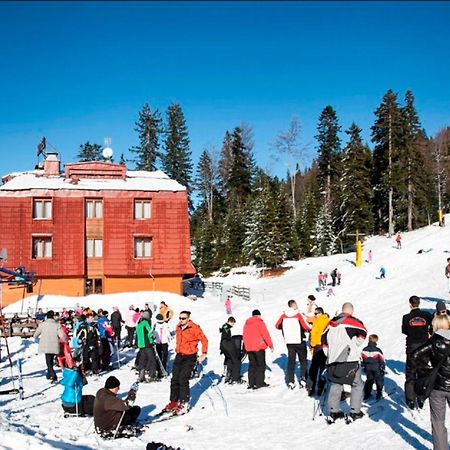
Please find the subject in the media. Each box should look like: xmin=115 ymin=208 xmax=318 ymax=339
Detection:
xmin=154 ymin=347 xmax=168 ymax=378
xmin=113 ymin=410 xmax=126 ymax=439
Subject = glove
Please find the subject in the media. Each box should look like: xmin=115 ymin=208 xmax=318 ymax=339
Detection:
xmin=126 ymin=389 xmax=137 ymax=405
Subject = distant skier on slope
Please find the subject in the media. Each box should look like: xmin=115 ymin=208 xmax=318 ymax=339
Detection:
xmin=395 ymin=232 xmax=402 ymax=249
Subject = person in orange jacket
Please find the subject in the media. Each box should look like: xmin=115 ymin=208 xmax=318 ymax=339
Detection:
xmin=306 ymin=307 xmax=330 ymax=396
xmin=243 ymin=309 xmax=274 ymax=390
xmin=163 ymin=311 xmax=208 ymax=415
xmin=159 ymin=301 xmax=174 ymax=323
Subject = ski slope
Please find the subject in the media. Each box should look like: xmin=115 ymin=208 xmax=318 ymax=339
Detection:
xmin=1 ymin=218 xmax=450 ymax=450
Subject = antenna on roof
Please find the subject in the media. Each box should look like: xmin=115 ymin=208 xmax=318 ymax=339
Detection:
xmin=102 ymin=137 xmax=113 ymax=161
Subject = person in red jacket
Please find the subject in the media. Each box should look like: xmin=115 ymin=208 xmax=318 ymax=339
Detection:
xmin=163 ymin=311 xmax=208 ymax=415
xmin=243 ymin=309 xmax=274 ymax=390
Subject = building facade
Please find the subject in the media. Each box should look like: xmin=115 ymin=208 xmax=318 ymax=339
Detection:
xmin=0 ymin=154 xmax=194 ymax=306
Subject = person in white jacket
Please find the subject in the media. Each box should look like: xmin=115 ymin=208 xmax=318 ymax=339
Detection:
xmin=153 ymin=314 xmax=172 ymax=377
xmin=275 ymin=300 xmax=312 ymax=389
xmin=124 ymin=305 xmax=137 ymax=348
xmin=34 ymin=310 xmax=67 ymax=384
xmin=322 ymin=302 xmax=367 ymax=422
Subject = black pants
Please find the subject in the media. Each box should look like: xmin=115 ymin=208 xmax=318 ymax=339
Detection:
xmin=286 ymin=343 xmax=307 ymax=384
xmin=113 ymin=326 xmax=121 ymax=345
xmin=170 ymin=354 xmax=197 ymax=403
xmin=155 ymin=343 xmax=169 ymax=376
xmin=62 ymin=395 xmax=95 ymax=416
xmin=122 ymin=405 xmax=141 ymax=427
xmin=405 ymin=343 xmax=422 ymax=402
xmin=222 ymin=341 xmax=242 ymax=382
xmin=83 ymin=345 xmax=100 ymax=373
xmin=248 ymin=350 xmax=266 ymax=388
xmin=100 ymin=338 xmax=111 ymax=371
xmin=45 ymin=353 xmax=57 ymax=381
xmin=125 ymin=326 xmax=135 ymax=347
xmin=307 ymin=347 xmax=326 ymax=393
xmin=364 ymin=367 xmax=384 ymax=397
xmin=137 ymin=347 xmax=157 ymax=377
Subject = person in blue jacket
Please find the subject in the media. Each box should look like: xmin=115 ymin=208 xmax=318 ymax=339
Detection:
xmin=60 ymin=364 xmax=95 ymax=416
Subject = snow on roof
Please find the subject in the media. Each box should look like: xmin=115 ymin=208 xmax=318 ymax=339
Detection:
xmin=0 ymin=169 xmax=186 ymax=192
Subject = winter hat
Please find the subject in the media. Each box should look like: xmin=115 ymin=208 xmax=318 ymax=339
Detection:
xmin=252 ymin=309 xmax=261 ymax=316
xmin=105 ymin=376 xmax=120 ymax=389
xmin=436 ymin=301 xmax=447 ymax=312
xmin=156 ymin=314 xmax=163 ymax=321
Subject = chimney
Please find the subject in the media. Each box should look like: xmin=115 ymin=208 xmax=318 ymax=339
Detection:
xmin=44 ymin=152 xmax=60 ymax=176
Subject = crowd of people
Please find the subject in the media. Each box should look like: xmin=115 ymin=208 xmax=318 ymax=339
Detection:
xmin=28 ymin=259 xmax=450 ymax=449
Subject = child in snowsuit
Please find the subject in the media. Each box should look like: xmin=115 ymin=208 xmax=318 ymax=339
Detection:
xmin=362 ymin=334 xmax=385 ymax=400
xmin=379 ymin=267 xmax=386 ymax=279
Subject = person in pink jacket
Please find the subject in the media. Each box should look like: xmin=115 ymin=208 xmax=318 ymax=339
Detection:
xmin=243 ymin=309 xmax=274 ymax=389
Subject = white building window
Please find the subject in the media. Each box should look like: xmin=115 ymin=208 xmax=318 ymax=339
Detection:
xmin=134 ymin=237 xmax=152 ymax=258
xmin=33 ymin=199 xmax=52 ymax=219
xmin=134 ymin=200 xmax=151 ymax=219
xmin=85 ymin=200 xmax=103 ymax=219
xmin=32 ymin=237 xmax=52 ymax=258
xmin=86 ymin=239 xmax=103 ymax=257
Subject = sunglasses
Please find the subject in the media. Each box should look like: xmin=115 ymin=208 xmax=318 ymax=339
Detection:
xmin=314 ymin=312 xmax=321 ymax=315
xmin=179 ymin=316 xmax=189 ymax=320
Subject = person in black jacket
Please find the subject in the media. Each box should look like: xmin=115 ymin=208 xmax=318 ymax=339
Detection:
xmin=219 ymin=317 xmax=243 ymax=384
xmin=111 ymin=307 xmax=124 ymax=345
xmin=411 ymin=315 xmax=450 ymax=450
xmin=362 ymin=334 xmax=385 ymax=400
xmin=401 ymin=295 xmax=432 ymax=409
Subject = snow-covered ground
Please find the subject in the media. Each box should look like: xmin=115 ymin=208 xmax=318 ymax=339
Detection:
xmin=1 ymin=218 xmax=450 ymax=450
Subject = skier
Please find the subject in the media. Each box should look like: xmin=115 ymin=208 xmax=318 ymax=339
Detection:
xmin=94 ymin=376 xmax=141 ymax=437
xmin=152 ymin=313 xmax=171 ymax=378
xmin=395 ymin=232 xmax=402 ymax=249
xmin=135 ymin=310 xmax=157 ymax=382
xmin=445 ymin=258 xmax=450 ymax=293
xmin=275 ymin=300 xmax=311 ymax=389
xmin=411 ymin=314 xmax=450 ymax=450
xmin=318 ymin=272 xmax=326 ymax=291
xmin=379 ymin=267 xmax=386 ymax=279
xmin=305 ymin=295 xmax=317 ymax=324
xmin=60 ymin=363 xmax=95 ymax=416
xmin=330 ymin=269 xmax=338 ymax=287
xmin=337 ymin=271 xmax=342 ymax=286
xmin=110 ymin=306 xmax=124 ymax=346
xmin=243 ymin=309 xmax=274 ymax=390
xmin=362 ymin=334 xmax=385 ymax=400
xmin=219 ymin=317 xmax=243 ymax=384
xmin=402 ymin=295 xmax=433 ymax=409
xmin=367 ymin=249 xmax=373 ymax=264
xmin=124 ymin=305 xmax=137 ymax=348
xmin=306 ymin=307 xmax=330 ymax=396
xmin=225 ymin=296 xmax=232 ymax=315
xmin=33 ymin=310 xmax=67 ymax=384
xmin=159 ymin=302 xmax=174 ymax=323
xmin=162 ymin=311 xmax=208 ymax=415
xmin=57 ymin=318 xmax=74 ymax=370
xmin=78 ymin=314 xmax=101 ymax=375
xmin=323 ymin=302 xmax=367 ymax=422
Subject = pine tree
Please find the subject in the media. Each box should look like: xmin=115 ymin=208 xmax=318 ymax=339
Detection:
xmin=222 ymin=209 xmax=246 ymax=269
xmin=401 ymin=90 xmax=433 ymax=230
xmin=162 ymin=103 xmax=193 ymax=198
xmin=130 ymin=103 xmax=162 ymax=171
xmin=337 ymin=123 xmax=374 ymax=246
xmin=371 ymin=90 xmax=404 ymax=235
xmin=315 ymin=106 xmax=341 ymax=205
xmin=312 ymin=202 xmax=336 ymax=256
xmin=227 ymin=127 xmax=254 ymax=209
xmin=218 ymin=131 xmax=233 ymax=198
xmin=194 ymin=148 xmax=219 ymax=222
xmin=77 ymin=141 xmax=102 ymax=162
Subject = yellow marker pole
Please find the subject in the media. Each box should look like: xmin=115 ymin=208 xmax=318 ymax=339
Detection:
xmin=438 ymin=209 xmax=444 ymax=227
xmin=356 ymin=239 xmax=362 ymax=267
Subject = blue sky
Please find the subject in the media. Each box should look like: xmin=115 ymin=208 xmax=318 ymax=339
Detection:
xmin=1 ymin=1 xmax=449 ymax=179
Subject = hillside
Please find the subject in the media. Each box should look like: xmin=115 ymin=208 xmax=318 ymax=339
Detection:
xmin=1 ymin=218 xmax=450 ymax=450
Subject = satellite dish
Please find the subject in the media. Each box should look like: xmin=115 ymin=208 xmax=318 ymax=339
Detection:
xmin=102 ymin=147 xmax=113 ymax=159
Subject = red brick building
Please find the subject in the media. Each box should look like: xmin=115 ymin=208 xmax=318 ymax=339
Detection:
xmin=0 ymin=153 xmax=194 ymax=306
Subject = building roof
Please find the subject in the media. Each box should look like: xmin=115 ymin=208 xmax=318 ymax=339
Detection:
xmin=0 ymin=169 xmax=186 ymax=192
